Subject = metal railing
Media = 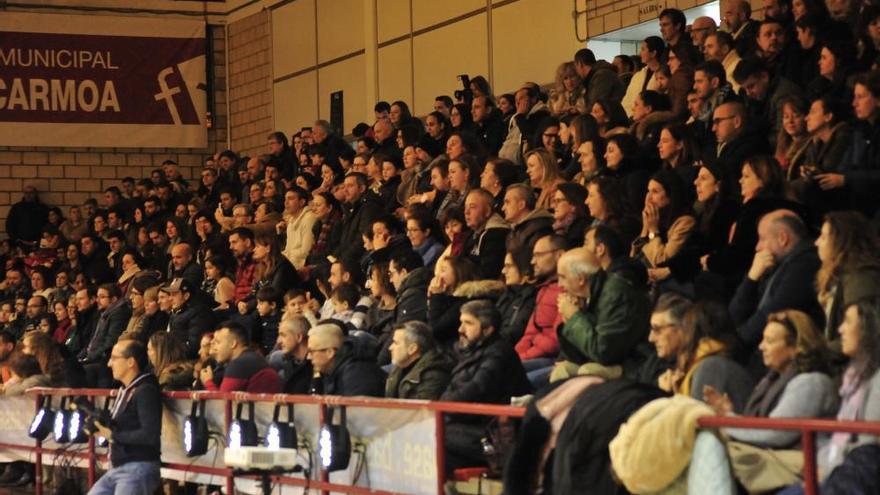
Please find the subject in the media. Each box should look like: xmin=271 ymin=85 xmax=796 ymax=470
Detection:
xmin=5 ymin=387 xmax=879 ymax=495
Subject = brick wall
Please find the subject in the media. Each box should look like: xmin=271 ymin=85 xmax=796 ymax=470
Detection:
xmin=227 ymin=10 xmax=273 ymax=159
xmin=582 ymin=0 xmax=714 ymax=39
xmin=0 ymin=25 xmax=227 ymax=235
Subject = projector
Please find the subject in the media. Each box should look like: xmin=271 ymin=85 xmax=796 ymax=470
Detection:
xmin=224 ymin=447 xmax=299 ymax=470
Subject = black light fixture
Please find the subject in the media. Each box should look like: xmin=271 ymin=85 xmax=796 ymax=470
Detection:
xmin=66 ymin=397 xmax=90 ymax=444
xmin=53 ymin=397 xmax=73 ymax=443
xmin=94 ymin=397 xmax=114 ymax=448
xmin=228 ymin=402 xmax=259 ymax=449
xmin=265 ymin=403 xmax=297 ymax=450
xmin=318 ymin=406 xmax=351 ymax=472
xmin=183 ymin=399 xmax=209 ymax=457
xmin=29 ymin=396 xmax=55 ymax=441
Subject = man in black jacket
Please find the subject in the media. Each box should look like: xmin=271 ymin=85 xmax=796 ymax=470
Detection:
xmin=729 ymin=210 xmax=823 ymax=355
xmin=472 ymin=96 xmax=506 ymax=155
xmin=335 ymin=173 xmax=382 ymax=264
xmin=308 ymin=323 xmax=385 ymax=396
xmin=441 ymin=299 xmax=531 ymax=471
xmin=81 ymin=284 xmax=132 ymax=387
xmin=710 ymin=101 xmax=771 ymax=198
xmin=273 ymin=316 xmax=313 ymax=394
xmin=90 ymin=340 xmax=162 ymax=495
xmin=464 ymin=189 xmax=511 ymax=279
xmin=163 ymin=278 xmax=215 ymax=359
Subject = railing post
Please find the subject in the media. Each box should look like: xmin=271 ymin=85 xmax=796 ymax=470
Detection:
xmin=318 ymin=403 xmax=329 ymax=495
xmin=435 ymin=410 xmax=446 ymax=495
xmin=224 ymin=397 xmax=234 ymax=495
xmin=34 ymin=393 xmax=43 ymax=495
xmin=802 ymin=431 xmax=818 ymax=495
xmin=87 ymin=396 xmax=97 ymax=488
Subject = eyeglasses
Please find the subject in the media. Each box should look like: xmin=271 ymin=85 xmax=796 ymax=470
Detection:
xmin=649 ymin=323 xmax=678 ymax=334
xmin=712 ymin=116 xmax=735 ymax=125
xmin=406 ymin=227 xmax=422 ymax=233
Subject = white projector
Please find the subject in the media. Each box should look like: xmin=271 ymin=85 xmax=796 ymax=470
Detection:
xmin=224 ymin=447 xmax=299 ymax=470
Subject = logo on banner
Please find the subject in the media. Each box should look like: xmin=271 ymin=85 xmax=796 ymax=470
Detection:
xmin=154 ymin=55 xmax=206 ymax=126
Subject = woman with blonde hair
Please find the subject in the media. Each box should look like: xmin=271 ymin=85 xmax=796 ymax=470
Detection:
xmin=814 ymin=211 xmax=880 ymax=339
xmin=525 ymin=148 xmax=564 ymax=210
xmin=549 ymin=61 xmax=586 ymax=116
xmin=705 ymin=310 xmax=837 ymax=447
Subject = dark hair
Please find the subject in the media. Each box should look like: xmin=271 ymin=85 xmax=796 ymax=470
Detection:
xmin=470 ymin=75 xmax=492 ymax=98
xmin=695 ymin=60 xmax=727 ymax=86
xmin=332 ymin=283 xmax=360 ymax=309
xmin=229 ymin=226 xmax=255 ymax=242
xmin=119 ymin=339 xmax=149 ymax=372
xmin=589 ymin=176 xmax=630 ymax=220
xmin=9 ymin=352 xmax=42 ymax=378
xmin=374 ymin=101 xmax=391 ymax=113
xmin=659 ymin=8 xmax=686 ymax=33
xmin=639 ymin=90 xmax=671 ymax=112
xmin=679 ymin=300 xmax=741 ymax=372
xmin=813 ymin=94 xmax=849 ymax=126
xmin=648 ymin=169 xmax=692 ymax=231
xmin=614 ymin=54 xmax=635 ymax=73
xmin=486 ymin=158 xmax=519 ymax=190
xmin=256 ymin=286 xmax=280 ymax=305
xmin=391 ymin=100 xmax=414 ymax=122
xmin=460 ymin=299 xmax=501 ymax=331
xmin=661 ymin=123 xmax=698 ymax=168
xmin=743 ymin=155 xmax=785 ymax=198
xmin=434 ymin=95 xmax=453 ymax=109
xmin=712 ymin=30 xmax=734 ymax=50
xmin=98 ymin=283 xmax=121 ymax=300
xmin=390 ymin=248 xmax=424 ymax=273
xmin=498 ymin=94 xmax=515 ymax=113
xmin=370 ymin=262 xmax=396 ymax=297
xmin=267 ymin=131 xmax=289 ymax=148
xmin=733 ymin=57 xmax=769 ymax=84
xmin=606 ymin=133 xmax=640 ymax=160
xmin=643 ymin=36 xmax=666 ymax=58
xmin=221 ymin=321 xmax=250 ymax=345
xmin=574 ymin=48 xmax=597 ymax=66
xmin=589 ymin=225 xmax=626 ymax=260
xmin=593 ymin=98 xmax=630 ymax=131
xmin=847 ymin=297 xmax=880 ymax=384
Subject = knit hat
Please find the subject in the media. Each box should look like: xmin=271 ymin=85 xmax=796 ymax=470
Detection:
xmin=556 ymin=182 xmax=588 ymax=214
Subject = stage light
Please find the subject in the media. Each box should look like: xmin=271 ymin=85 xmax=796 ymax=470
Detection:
xmin=183 ymin=400 xmax=209 ymax=457
xmin=318 ymin=406 xmax=351 ymax=472
xmin=28 ymin=396 xmax=55 ymax=441
xmin=265 ymin=403 xmax=297 ymax=451
xmin=228 ymin=402 xmax=259 ymax=449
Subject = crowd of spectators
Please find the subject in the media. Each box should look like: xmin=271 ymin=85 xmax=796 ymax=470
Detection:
xmin=1 ymin=0 xmax=880 ymax=490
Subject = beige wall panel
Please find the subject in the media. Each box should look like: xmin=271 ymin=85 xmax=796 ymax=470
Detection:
xmin=412 ymin=0 xmax=485 ymax=31
xmin=272 ymin=0 xmax=317 ymax=77
xmin=377 ymin=0 xmax=411 ymax=43
xmin=378 ymin=40 xmax=414 ymax=107
xmin=491 ymin=0 xmax=584 ymax=94
xmin=274 ymin=71 xmax=319 ymax=136
xmin=412 ymin=14 xmax=488 ymax=115
xmin=317 ymin=0 xmax=365 ymax=63
xmin=318 ymin=55 xmax=368 ymax=132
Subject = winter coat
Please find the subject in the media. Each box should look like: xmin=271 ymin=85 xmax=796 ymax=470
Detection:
xmin=335 ymin=195 xmax=383 ymax=264
xmin=385 ymin=349 xmax=454 ymax=400
xmin=322 ymin=337 xmax=387 ymax=397
xmin=582 ymin=60 xmax=625 ymax=109
xmin=558 ymin=258 xmax=651 ymax=375
xmin=506 ymin=209 xmax=554 ymax=274
xmin=729 ymin=241 xmax=823 ymax=349
xmin=158 ymin=361 xmax=195 ymax=391
xmin=393 ymin=266 xmax=431 ymax=326
xmin=515 ymin=279 xmax=562 ymax=361
xmin=822 ymin=262 xmax=880 ymax=340
xmin=282 ymin=208 xmax=318 ymax=269
xmin=429 ymin=280 xmax=507 ymax=348
xmin=441 ymin=333 xmax=531 ymax=407
xmin=81 ymin=298 xmax=132 ymax=363
xmin=167 ymin=298 xmax=216 ymax=359
xmin=709 ymin=126 xmax=772 ymax=199
xmin=464 ymin=213 xmax=510 ymax=279
xmin=497 ymin=283 xmax=538 ymax=345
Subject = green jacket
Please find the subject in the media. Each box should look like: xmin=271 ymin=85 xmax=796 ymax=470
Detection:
xmin=385 ymin=349 xmax=454 ymax=400
xmin=558 ymin=267 xmax=650 ymax=372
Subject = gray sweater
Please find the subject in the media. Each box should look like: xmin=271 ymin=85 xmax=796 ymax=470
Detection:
xmin=818 ymin=368 xmax=880 ymax=478
xmin=725 ymin=372 xmax=839 ymax=448
xmin=690 ymin=355 xmax=755 ymax=413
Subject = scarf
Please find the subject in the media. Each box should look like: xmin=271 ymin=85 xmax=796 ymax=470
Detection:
xmin=828 ymin=365 xmax=869 ymax=466
xmin=743 ymin=367 xmax=799 ymax=417
xmin=677 ymin=338 xmax=726 ymax=398
xmin=312 ymin=210 xmax=341 ymax=257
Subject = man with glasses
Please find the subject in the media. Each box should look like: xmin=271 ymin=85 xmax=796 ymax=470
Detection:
xmin=306 ymin=323 xmax=385 ymax=396
xmin=514 ymin=234 xmax=566 ymax=387
xmin=80 ymin=284 xmax=132 ymax=387
xmin=21 ymin=296 xmax=49 ymax=335
xmin=87 ymin=340 xmax=162 ymax=495
xmin=711 ymin=101 xmax=771 ymax=198
xmin=199 ymin=321 xmax=281 ymax=393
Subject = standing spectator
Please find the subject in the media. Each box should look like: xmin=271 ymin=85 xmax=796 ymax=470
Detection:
xmin=622 ymin=36 xmax=665 ymax=119
xmin=549 ymin=62 xmax=586 ymax=116
xmin=6 ymin=185 xmax=49 ymax=248
xmin=81 ymin=284 xmax=132 ymax=387
xmin=574 ymin=49 xmax=625 ymax=109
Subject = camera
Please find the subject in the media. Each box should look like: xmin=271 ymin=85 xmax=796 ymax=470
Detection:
xmin=454 ymin=74 xmax=473 ymax=104
xmin=72 ymin=396 xmax=113 ymax=436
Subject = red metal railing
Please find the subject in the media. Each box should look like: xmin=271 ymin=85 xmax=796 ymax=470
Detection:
xmin=9 ymin=388 xmax=880 ymax=495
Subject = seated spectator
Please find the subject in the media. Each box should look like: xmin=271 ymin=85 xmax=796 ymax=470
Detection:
xmin=80 ymin=284 xmax=132 ymax=387
xmin=846 ymin=71 xmax=880 ymax=217
xmin=51 ymin=300 xmax=73 ymax=345
xmin=496 ymin=252 xmax=537 ymax=345
xmin=21 ymin=330 xmax=87 ymax=388
xmin=441 ymin=299 xmax=532 ymax=471
xmin=0 ymin=352 xmax=50 ymax=395
xmin=326 ymin=283 xmax=367 ymax=331
xmin=775 ymin=95 xmax=811 ymax=175
xmin=199 ymin=321 xmax=281 ymax=393
xmin=552 ymin=183 xmax=590 ymax=248
xmin=571 ymin=132 xmax=606 ymax=187
xmin=549 ymin=61 xmax=586 ymax=117
xmin=164 ymin=278 xmax=215 ymax=359
xmin=229 ymin=227 xmax=258 ymax=305
xmin=147 ymin=332 xmax=193 ymax=391
xmin=428 ymin=256 xmax=479 ymax=347
xmin=704 ymin=310 xmax=837 ymax=448
xmin=405 ymin=210 xmax=444 ymax=271
xmin=140 ymin=286 xmax=169 ymax=342
xmin=590 ymin=98 xmax=630 ymax=138
xmin=463 ymin=189 xmax=510 ymax=279
xmin=602 ymin=134 xmax=655 ymax=218
xmin=386 ymin=321 xmax=454 ymax=400
xmin=814 ymin=211 xmax=880 ymax=340
xmin=273 ymin=316 xmax=312 ymax=394
xmin=525 ymin=149 xmax=564 ymax=210
xmin=710 ymin=102 xmax=771 ymax=198
xmin=733 ymin=57 xmax=805 ymax=149
xmin=657 ymin=123 xmax=700 ymax=196
xmin=815 ymin=298 xmax=880 ymax=479
xmin=806 ymin=41 xmax=854 ymax=104
xmin=0 ymin=330 xmax=13 ymax=383
xmin=651 ymin=295 xmax=754 ymax=411
xmin=631 ymin=170 xmax=697 ymax=290
xmin=693 ymin=164 xmax=740 ymax=286
xmin=335 ymin=172 xmax=383 ymax=265
xmin=203 ymin=255 xmax=235 ymax=311
xmin=255 ymin=286 xmax=282 ymax=354
xmin=794 ymin=95 xmax=854 ymax=213
xmin=503 ymin=184 xmax=554 ymax=276
xmin=629 ymin=90 xmax=670 ymax=156
xmin=555 ymin=231 xmax=651 ymax=380
xmin=307 ymin=323 xmax=385 ymax=396
xmin=729 ymin=210 xmax=823 ymax=353
xmin=252 ymin=233 xmax=300 ymax=304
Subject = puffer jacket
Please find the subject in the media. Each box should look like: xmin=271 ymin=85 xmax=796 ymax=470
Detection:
xmin=322 ymin=337 xmax=387 ymax=397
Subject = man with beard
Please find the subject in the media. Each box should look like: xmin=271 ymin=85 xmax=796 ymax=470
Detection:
xmin=441 ymin=299 xmax=531 ymax=472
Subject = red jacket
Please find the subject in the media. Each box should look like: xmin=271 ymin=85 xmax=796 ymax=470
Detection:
xmin=515 ymin=280 xmax=562 ymax=360
xmin=204 ymin=350 xmax=282 ymax=393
